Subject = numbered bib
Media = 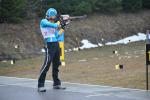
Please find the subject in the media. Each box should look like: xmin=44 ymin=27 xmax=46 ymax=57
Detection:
xmin=41 ymin=27 xmax=56 ymax=39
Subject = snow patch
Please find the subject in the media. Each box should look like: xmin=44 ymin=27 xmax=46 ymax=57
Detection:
xmin=106 ymin=33 xmax=146 ymax=45
xmin=41 ymin=33 xmax=147 ymax=52
xmin=41 ymin=48 xmax=45 ymax=53
xmin=79 ymin=40 xmax=98 ymax=49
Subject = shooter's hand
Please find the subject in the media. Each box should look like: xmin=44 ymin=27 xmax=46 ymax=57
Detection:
xmin=61 ymin=15 xmax=70 ymax=25
xmin=56 ymin=21 xmax=62 ymax=29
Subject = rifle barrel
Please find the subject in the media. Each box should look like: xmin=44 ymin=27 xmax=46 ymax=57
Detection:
xmin=70 ymin=15 xmax=87 ymax=20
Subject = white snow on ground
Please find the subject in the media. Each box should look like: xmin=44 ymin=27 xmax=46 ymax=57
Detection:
xmin=41 ymin=33 xmax=147 ymax=52
xmin=80 ymin=33 xmax=146 ymax=49
xmin=106 ymin=33 xmax=146 ymax=45
xmin=41 ymin=48 xmax=45 ymax=53
xmin=79 ymin=40 xmax=98 ymax=49
xmin=98 ymin=43 xmax=103 ymax=46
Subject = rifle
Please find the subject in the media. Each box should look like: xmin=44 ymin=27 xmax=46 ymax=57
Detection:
xmin=55 ymin=14 xmax=87 ymax=29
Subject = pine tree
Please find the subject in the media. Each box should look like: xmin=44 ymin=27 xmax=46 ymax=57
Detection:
xmin=142 ymin=0 xmax=150 ymax=9
xmin=122 ymin=0 xmax=142 ymax=12
xmin=94 ymin=0 xmax=122 ymax=13
xmin=0 ymin=0 xmax=26 ymax=23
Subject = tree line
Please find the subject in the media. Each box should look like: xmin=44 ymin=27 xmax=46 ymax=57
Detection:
xmin=0 ymin=0 xmax=150 ymax=23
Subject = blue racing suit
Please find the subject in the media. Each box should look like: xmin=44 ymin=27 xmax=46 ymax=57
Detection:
xmin=38 ymin=19 xmax=62 ymax=88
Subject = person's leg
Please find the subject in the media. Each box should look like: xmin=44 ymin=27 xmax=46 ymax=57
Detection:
xmin=38 ymin=47 xmax=51 ymax=92
xmin=52 ymin=42 xmax=61 ymax=86
xmin=52 ymin=56 xmax=66 ymax=89
xmin=52 ymin=55 xmax=61 ymax=86
xmin=52 ymin=42 xmax=66 ymax=89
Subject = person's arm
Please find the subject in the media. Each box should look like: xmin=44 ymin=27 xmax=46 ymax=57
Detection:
xmin=40 ymin=19 xmax=59 ymax=28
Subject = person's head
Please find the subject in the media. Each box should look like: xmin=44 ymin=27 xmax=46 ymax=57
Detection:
xmin=46 ymin=8 xmax=57 ymax=20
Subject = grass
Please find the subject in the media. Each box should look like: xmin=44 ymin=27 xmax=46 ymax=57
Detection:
xmin=0 ymin=41 xmax=150 ymax=90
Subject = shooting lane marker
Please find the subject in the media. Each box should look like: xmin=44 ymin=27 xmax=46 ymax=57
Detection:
xmin=65 ymin=50 xmax=68 ymax=52
xmin=73 ymin=48 xmax=79 ymax=51
xmin=68 ymin=49 xmax=72 ymax=52
xmin=61 ymin=62 xmax=66 ymax=66
xmin=14 ymin=45 xmax=19 ymax=49
xmin=113 ymin=50 xmax=118 ymax=54
xmin=10 ymin=59 xmax=15 ymax=65
xmin=115 ymin=64 xmax=123 ymax=70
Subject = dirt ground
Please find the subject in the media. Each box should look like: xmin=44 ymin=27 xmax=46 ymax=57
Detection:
xmin=0 ymin=41 xmax=150 ymax=90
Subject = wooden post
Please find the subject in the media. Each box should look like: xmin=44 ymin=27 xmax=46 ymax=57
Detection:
xmin=146 ymin=65 xmax=149 ymax=90
xmin=146 ymin=30 xmax=150 ymax=90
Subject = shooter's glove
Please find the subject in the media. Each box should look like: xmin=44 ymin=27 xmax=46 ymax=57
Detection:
xmin=56 ymin=21 xmax=62 ymax=29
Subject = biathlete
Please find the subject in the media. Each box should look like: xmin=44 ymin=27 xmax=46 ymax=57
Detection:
xmin=38 ymin=8 xmax=66 ymax=92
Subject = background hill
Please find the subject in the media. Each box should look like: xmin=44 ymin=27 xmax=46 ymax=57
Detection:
xmin=0 ymin=10 xmax=150 ymax=60
xmin=0 ymin=0 xmax=150 ymax=60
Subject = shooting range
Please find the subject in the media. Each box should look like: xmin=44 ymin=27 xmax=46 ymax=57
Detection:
xmin=0 ymin=0 xmax=150 ymax=100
